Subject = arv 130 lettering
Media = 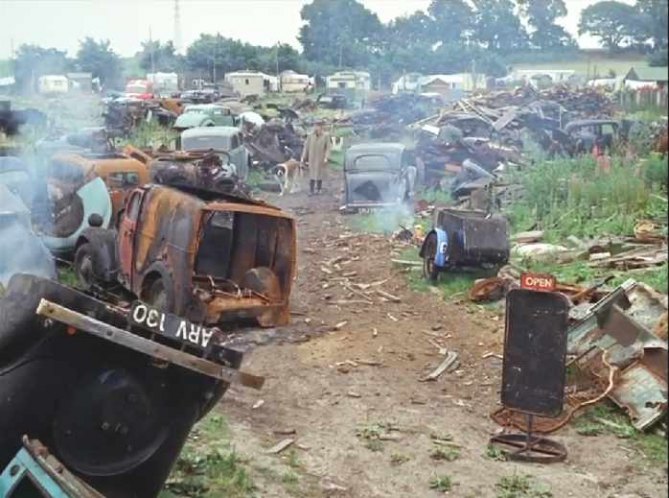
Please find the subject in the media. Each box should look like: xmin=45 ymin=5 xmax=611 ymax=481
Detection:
xmin=132 ymin=303 xmax=215 ymax=348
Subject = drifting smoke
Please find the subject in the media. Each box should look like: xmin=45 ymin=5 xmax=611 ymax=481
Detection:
xmin=0 ymin=92 xmax=107 ymax=287
xmin=368 ymin=202 xmax=415 ymax=235
xmin=0 ymin=184 xmax=56 ymax=287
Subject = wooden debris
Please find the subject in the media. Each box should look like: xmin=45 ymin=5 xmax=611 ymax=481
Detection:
xmin=511 ymin=230 xmax=544 ymax=243
xmin=419 ymin=351 xmax=459 ymax=382
xmin=334 ymin=320 xmax=348 ymax=330
xmin=330 ymin=300 xmax=371 ymax=305
xmin=376 ymin=289 xmax=401 ymax=303
xmin=273 ymin=428 xmax=297 ymax=435
xmin=266 ymin=438 xmax=295 ymax=454
xmin=342 ymin=271 xmax=358 ymax=278
xmin=482 ymin=352 xmax=503 ymax=360
xmin=357 ymin=359 xmax=381 ymax=366
xmin=378 ymin=434 xmax=402 ymax=441
xmin=372 ymin=328 xmax=378 ymax=338
xmin=252 ymin=400 xmax=265 ymax=409
xmin=387 ymin=313 xmax=399 ymax=322
xmin=347 ymin=391 xmax=362 ymax=398
xmin=391 ymin=259 xmax=422 ymax=267
xmin=320 ymin=266 xmax=333 ymax=275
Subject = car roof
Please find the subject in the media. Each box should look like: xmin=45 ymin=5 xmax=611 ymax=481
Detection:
xmin=346 ymin=143 xmax=406 ymax=155
xmin=182 ymin=126 xmax=241 ymax=138
xmin=184 ymin=103 xmax=227 ymax=111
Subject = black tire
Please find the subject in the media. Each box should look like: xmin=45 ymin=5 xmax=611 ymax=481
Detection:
xmin=422 ymin=233 xmax=440 ymax=284
xmin=74 ymin=243 xmax=97 ymax=291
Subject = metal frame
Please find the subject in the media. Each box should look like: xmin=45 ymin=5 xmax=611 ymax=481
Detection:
xmin=1 ymin=437 xmax=104 ymax=498
xmin=35 ymin=299 xmax=264 ymax=389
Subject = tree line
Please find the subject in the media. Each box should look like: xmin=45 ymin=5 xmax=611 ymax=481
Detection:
xmin=10 ymin=0 xmax=668 ymax=92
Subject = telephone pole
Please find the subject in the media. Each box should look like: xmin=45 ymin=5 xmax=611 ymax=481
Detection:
xmin=173 ymin=0 xmax=182 ymax=54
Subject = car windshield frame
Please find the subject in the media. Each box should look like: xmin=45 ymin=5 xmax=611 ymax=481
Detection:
xmin=182 ymin=134 xmax=233 ymax=152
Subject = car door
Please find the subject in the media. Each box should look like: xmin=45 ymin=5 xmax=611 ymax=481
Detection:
xmin=118 ymin=189 xmax=144 ymax=287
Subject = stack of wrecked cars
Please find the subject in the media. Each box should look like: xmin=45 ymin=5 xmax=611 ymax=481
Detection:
xmin=0 ymin=144 xmax=297 ymax=496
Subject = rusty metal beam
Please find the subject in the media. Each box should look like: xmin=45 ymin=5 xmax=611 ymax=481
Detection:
xmin=35 ymin=299 xmax=264 ymax=390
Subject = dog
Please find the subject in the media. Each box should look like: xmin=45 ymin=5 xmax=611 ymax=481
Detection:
xmin=274 ymin=158 xmax=305 ymax=196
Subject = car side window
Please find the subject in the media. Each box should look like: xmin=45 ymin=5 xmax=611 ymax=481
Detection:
xmin=109 ymin=172 xmax=140 ymax=188
xmin=126 ymin=192 xmax=142 ymax=221
xmin=231 ymin=135 xmax=239 ymax=149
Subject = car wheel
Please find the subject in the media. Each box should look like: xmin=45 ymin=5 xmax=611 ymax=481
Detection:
xmin=422 ymin=233 xmax=440 ymax=284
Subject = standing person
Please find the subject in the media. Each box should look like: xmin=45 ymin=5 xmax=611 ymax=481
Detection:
xmin=301 ymin=119 xmax=331 ymax=196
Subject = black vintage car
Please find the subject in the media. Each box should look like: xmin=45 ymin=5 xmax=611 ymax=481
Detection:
xmin=341 ymin=143 xmax=417 ymax=212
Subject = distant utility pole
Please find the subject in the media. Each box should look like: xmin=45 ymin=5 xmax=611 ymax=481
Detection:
xmin=173 ymin=0 xmax=182 ymax=54
xmin=212 ymin=42 xmax=217 ymax=83
xmin=275 ymin=42 xmax=280 ymax=78
xmin=149 ymin=27 xmax=156 ymax=75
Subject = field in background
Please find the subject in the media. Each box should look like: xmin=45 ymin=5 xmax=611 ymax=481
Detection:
xmin=510 ymin=51 xmax=650 ymax=77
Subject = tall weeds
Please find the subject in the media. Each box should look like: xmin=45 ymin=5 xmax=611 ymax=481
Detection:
xmin=507 ymin=153 xmax=667 ymax=239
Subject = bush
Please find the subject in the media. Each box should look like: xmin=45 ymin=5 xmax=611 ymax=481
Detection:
xmin=647 ymin=49 xmax=668 ymax=67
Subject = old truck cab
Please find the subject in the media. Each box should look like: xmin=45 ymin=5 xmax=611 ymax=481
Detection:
xmin=74 ymin=184 xmax=297 ymax=328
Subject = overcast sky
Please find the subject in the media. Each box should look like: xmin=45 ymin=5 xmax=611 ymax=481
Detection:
xmin=0 ymin=0 xmax=636 ymax=59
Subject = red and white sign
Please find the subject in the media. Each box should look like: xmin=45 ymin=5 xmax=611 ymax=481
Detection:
xmin=520 ymin=273 xmax=556 ymax=292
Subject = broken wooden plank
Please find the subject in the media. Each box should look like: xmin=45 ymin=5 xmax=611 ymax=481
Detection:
xmin=391 ymin=259 xmax=422 ymax=267
xmin=266 ymin=438 xmax=295 ymax=454
xmin=376 ymin=289 xmax=401 ymax=303
xmin=419 ymin=351 xmax=459 ymax=382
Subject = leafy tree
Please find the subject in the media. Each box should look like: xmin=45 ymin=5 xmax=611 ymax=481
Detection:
xmin=75 ymin=38 xmax=121 ymax=88
xmin=472 ymin=0 xmax=529 ymax=51
xmin=578 ymin=1 xmax=639 ymax=51
xmin=636 ymin=0 xmax=668 ymax=50
xmin=428 ymin=0 xmax=475 ymax=44
xmin=137 ymin=40 xmax=182 ymax=73
xmin=299 ymin=0 xmax=384 ymax=68
xmin=387 ymin=11 xmax=435 ymax=47
xmin=12 ymin=44 xmax=70 ymax=92
xmin=518 ymin=0 xmax=576 ymax=49
xmin=186 ymin=34 xmax=260 ymax=80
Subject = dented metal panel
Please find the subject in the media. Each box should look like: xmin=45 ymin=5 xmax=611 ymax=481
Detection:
xmin=568 ymin=281 xmax=668 ymax=430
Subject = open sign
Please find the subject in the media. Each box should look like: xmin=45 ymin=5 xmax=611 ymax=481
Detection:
xmin=520 ymin=273 xmax=556 ymax=292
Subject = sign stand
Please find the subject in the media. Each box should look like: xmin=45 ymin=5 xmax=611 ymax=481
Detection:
xmin=489 ymin=413 xmax=567 ymax=463
xmin=489 ymin=273 xmax=569 ymax=463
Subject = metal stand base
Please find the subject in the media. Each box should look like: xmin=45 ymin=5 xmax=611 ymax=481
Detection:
xmin=489 ymin=413 xmax=567 ymax=463
xmin=489 ymin=434 xmax=567 ymax=463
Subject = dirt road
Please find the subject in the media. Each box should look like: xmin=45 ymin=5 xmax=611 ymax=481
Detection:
xmin=217 ymin=181 xmax=667 ymax=498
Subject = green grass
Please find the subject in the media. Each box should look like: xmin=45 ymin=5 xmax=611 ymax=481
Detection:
xmin=429 ymin=474 xmax=454 ymax=493
xmin=355 ymin=421 xmax=398 ymax=453
xmin=430 ymin=446 xmax=460 ymax=461
xmin=484 ymin=444 xmax=507 ymax=462
xmin=506 ymin=154 xmax=667 ymax=240
xmin=390 ymin=452 xmax=411 ymax=465
xmin=574 ymin=402 xmax=668 ymax=467
xmin=513 ymin=54 xmax=647 ymax=78
xmin=495 ymin=474 xmax=553 ymax=498
xmin=162 ymin=415 xmax=255 ymax=498
xmin=348 ymin=209 xmax=415 ymax=235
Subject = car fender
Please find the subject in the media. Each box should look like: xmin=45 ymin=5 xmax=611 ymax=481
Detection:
xmin=41 ymin=177 xmax=113 ymax=256
xmin=418 ymin=228 xmax=449 ymax=267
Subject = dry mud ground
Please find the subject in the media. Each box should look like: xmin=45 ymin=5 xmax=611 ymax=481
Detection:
xmin=215 ymin=177 xmax=667 ymax=498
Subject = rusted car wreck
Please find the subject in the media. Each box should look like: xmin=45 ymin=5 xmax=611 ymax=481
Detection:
xmin=74 ymin=184 xmax=297 ymax=328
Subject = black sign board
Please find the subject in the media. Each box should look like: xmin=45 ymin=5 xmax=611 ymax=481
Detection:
xmin=129 ymin=301 xmax=242 ymax=368
xmin=501 ymin=289 xmax=570 ymax=417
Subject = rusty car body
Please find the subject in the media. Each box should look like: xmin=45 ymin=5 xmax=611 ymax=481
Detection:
xmin=49 ymin=150 xmax=150 ymax=223
xmin=73 ymin=184 xmax=297 ymax=328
